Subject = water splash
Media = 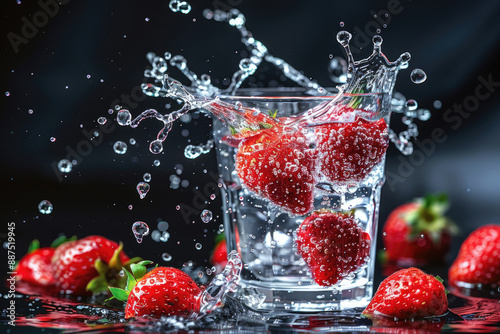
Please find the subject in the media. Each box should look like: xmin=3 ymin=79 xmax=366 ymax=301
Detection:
xmin=184 ymin=139 xmax=214 ymax=159
xmin=194 ymin=250 xmax=242 ymax=319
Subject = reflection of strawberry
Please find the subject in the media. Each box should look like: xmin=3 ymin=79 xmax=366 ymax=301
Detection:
xmin=110 ymin=264 xmax=202 ymax=319
xmin=362 ymin=267 xmax=448 ymax=319
xmin=236 ymin=127 xmax=316 ymax=215
xmin=295 ymin=211 xmax=371 ymax=286
xmin=382 ymin=194 xmax=457 ymax=265
xmin=16 ymin=241 xmax=55 ymax=287
xmin=448 ymin=224 xmax=500 ymax=288
xmin=211 ymin=239 xmax=228 ymax=271
xmin=315 ymin=113 xmax=388 ymax=183
xmin=52 ymin=235 xmax=131 ymax=295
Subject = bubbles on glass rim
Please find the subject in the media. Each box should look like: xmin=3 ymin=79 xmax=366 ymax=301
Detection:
xmin=38 ymin=200 xmax=53 ymax=214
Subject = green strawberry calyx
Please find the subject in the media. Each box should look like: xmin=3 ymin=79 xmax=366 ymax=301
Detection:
xmin=86 ymin=242 xmax=144 ymax=295
xmin=106 ymin=260 xmax=154 ymax=302
xmin=404 ymin=193 xmax=458 ymax=243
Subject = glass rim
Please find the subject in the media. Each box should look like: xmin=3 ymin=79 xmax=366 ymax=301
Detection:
xmin=217 ymin=87 xmax=386 ymax=101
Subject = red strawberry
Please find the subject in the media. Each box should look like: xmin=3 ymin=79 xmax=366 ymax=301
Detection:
xmin=382 ymin=194 xmax=457 ymax=265
xmin=16 ymin=240 xmax=55 ymax=287
xmin=448 ymin=224 xmax=500 ymax=288
xmin=362 ymin=267 xmax=448 ymax=319
xmin=315 ymin=113 xmax=388 ymax=183
xmin=109 ymin=264 xmax=202 ymax=319
xmin=295 ymin=210 xmax=371 ymax=286
xmin=235 ymin=126 xmax=316 ymax=215
xmin=52 ymin=235 xmax=131 ymax=295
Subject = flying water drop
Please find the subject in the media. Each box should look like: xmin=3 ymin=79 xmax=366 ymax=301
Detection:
xmin=132 ymin=221 xmax=149 ymax=243
xmin=97 ymin=117 xmax=107 ymax=125
xmin=113 ymin=141 xmax=128 ymax=154
xmin=162 ymin=252 xmax=172 ymax=261
xmin=149 ymin=140 xmax=163 ymax=154
xmin=136 ymin=182 xmax=150 ymax=199
xmin=405 ymin=99 xmax=418 ymax=111
xmin=116 ymin=110 xmax=132 ymax=126
xmin=200 ymin=209 xmax=213 ymax=223
xmin=143 ymin=173 xmax=152 ymax=182
xmin=410 ymin=68 xmax=427 ymax=84
xmin=57 ymin=159 xmax=73 ymax=173
xmin=38 ymin=200 xmax=53 ymax=214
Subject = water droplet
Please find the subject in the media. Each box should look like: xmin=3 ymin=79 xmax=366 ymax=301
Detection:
xmin=28 ymin=109 xmax=34 ymax=114
xmin=200 ymin=209 xmax=213 ymax=223
xmin=160 ymin=231 xmax=170 ymax=242
xmin=57 ymin=159 xmax=73 ymax=173
xmin=136 ymin=182 xmax=150 ymax=199
xmin=410 ymin=68 xmax=427 ymax=84
xmin=128 ymin=205 xmax=133 ymax=210
xmin=143 ymin=173 xmax=152 ymax=182
xmin=433 ymin=100 xmax=442 ymax=110
xmin=162 ymin=252 xmax=172 ymax=261
xmin=157 ymin=221 xmax=169 ymax=231
xmin=50 ymin=137 xmax=56 ymax=142
xmin=372 ymin=35 xmax=383 ymax=46
xmin=38 ymin=200 xmax=53 ymax=214
xmin=336 ymin=31 xmax=352 ymax=46
xmin=153 ymin=159 xmax=161 ymax=167
xmin=132 ymin=221 xmax=149 ymax=243
xmin=210 ymin=194 xmax=216 ymax=200
xmin=176 ymin=205 xmax=181 ymax=210
xmin=405 ymin=99 xmax=418 ymax=111
xmin=129 ymin=138 xmax=136 ymax=145
xmin=347 ymin=184 xmax=358 ymax=194
xmin=184 ymin=145 xmax=203 ymax=159
xmin=113 ymin=141 xmax=128 ymax=154
xmin=328 ymin=56 xmax=348 ymax=84
xmin=195 ymin=243 xmax=203 ymax=250
xmin=5 ymin=91 xmax=10 ymax=96
xmin=116 ymin=110 xmax=132 ymax=126
xmin=149 ymin=140 xmax=163 ymax=154
xmin=86 ymin=74 xmax=91 ymax=79
xmin=417 ymin=109 xmax=431 ymax=121
xmin=97 ymin=117 xmax=107 ymax=125
xmin=339 ymin=21 xmax=344 ymax=27
xmin=169 ymin=0 xmax=191 ymax=14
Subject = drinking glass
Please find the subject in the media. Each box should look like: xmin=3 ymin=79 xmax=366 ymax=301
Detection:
xmin=212 ymin=88 xmax=388 ymax=312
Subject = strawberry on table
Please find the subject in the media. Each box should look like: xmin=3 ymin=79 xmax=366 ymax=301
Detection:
xmin=15 ymin=240 xmax=55 ymax=287
xmin=362 ymin=267 xmax=448 ymax=319
xmin=382 ymin=193 xmax=457 ymax=265
xmin=235 ymin=126 xmax=316 ymax=215
xmin=108 ymin=263 xmax=202 ymax=319
xmin=295 ymin=210 xmax=371 ymax=286
xmin=52 ymin=235 xmax=133 ymax=295
xmin=448 ymin=224 xmax=500 ymax=289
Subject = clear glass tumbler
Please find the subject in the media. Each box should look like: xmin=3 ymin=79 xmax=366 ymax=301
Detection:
xmin=212 ymin=88 xmax=389 ymax=312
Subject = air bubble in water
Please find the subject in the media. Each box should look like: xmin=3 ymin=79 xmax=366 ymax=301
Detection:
xmin=149 ymin=140 xmax=163 ymax=154
xmin=200 ymin=209 xmax=213 ymax=223
xmin=153 ymin=159 xmax=161 ymax=167
xmin=97 ymin=117 xmax=107 ymax=125
xmin=405 ymin=99 xmax=418 ymax=111
xmin=117 ymin=110 xmax=132 ymax=126
xmin=113 ymin=141 xmax=128 ymax=154
xmin=136 ymin=182 xmax=150 ymax=199
xmin=143 ymin=173 xmax=152 ymax=182
xmin=184 ymin=145 xmax=203 ymax=159
xmin=57 ymin=159 xmax=73 ymax=173
xmin=162 ymin=252 xmax=172 ymax=261
xmin=38 ymin=200 xmax=53 ymax=214
xmin=195 ymin=243 xmax=202 ymax=250
xmin=410 ymin=68 xmax=427 ymax=84
xmin=132 ymin=221 xmax=149 ymax=244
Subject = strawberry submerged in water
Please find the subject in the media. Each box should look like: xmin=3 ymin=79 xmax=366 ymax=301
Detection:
xmin=448 ymin=224 xmax=500 ymax=289
xmin=109 ymin=262 xmax=202 ymax=319
xmin=295 ymin=210 xmax=371 ymax=286
xmin=52 ymin=235 xmax=133 ymax=295
xmin=314 ymin=108 xmax=388 ymax=184
xmin=382 ymin=193 xmax=457 ymax=265
xmin=362 ymin=267 xmax=448 ymax=320
xmin=235 ymin=126 xmax=316 ymax=215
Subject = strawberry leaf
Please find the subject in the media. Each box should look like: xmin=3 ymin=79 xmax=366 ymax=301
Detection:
xmin=108 ymin=287 xmax=129 ymax=301
xmin=130 ymin=263 xmax=147 ymax=280
xmin=124 ymin=269 xmax=137 ymax=292
xmin=86 ymin=276 xmax=109 ymax=294
xmin=28 ymin=239 xmax=40 ymax=253
xmin=50 ymin=235 xmax=77 ymax=248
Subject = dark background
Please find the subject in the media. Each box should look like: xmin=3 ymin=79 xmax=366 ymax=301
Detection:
xmin=1 ymin=0 xmax=499 ymax=276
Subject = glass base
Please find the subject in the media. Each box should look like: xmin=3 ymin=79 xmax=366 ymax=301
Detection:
xmin=237 ymin=278 xmax=373 ymax=313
